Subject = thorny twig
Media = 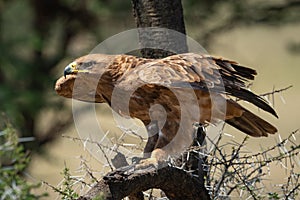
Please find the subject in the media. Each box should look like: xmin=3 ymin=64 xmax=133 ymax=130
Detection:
xmin=236 ymin=85 xmax=292 ymax=106
xmin=57 ymin=122 xmax=299 ymax=200
xmin=49 ymin=129 xmax=300 ymax=199
xmin=259 ymin=85 xmax=292 ymax=97
xmin=78 ymin=156 xmax=100 ymax=183
xmin=204 ymin=130 xmax=300 ymax=199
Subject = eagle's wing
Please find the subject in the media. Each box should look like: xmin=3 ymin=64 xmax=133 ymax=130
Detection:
xmin=116 ymin=53 xmax=219 ymax=91
xmin=117 ymin=53 xmax=277 ymax=118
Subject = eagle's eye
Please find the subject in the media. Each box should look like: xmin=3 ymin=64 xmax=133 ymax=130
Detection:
xmin=83 ymin=61 xmax=96 ymax=69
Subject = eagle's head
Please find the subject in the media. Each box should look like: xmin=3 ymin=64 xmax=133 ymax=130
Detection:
xmin=63 ymin=54 xmax=116 ymax=78
xmin=55 ymin=54 xmax=117 ymax=103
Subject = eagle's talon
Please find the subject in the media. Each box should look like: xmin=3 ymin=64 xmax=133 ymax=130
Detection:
xmin=132 ymin=156 xmax=143 ymax=164
xmin=135 ymin=157 xmax=160 ymax=170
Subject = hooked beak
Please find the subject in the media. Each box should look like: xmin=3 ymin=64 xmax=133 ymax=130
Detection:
xmin=64 ymin=62 xmax=78 ymax=78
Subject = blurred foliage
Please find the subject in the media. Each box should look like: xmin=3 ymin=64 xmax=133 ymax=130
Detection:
xmin=0 ymin=0 xmax=133 ymax=151
xmin=0 ymin=122 xmax=48 ymax=199
xmin=44 ymin=166 xmax=79 ymax=200
xmin=58 ymin=167 xmax=79 ymax=200
xmin=44 ymin=165 xmax=105 ymax=200
xmin=182 ymin=0 xmax=300 ymax=48
xmin=0 ymin=0 xmax=299 ymax=153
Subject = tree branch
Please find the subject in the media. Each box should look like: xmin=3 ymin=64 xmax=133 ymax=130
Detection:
xmin=77 ymin=163 xmax=210 ymax=200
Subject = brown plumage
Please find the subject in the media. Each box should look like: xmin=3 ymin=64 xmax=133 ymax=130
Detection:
xmin=55 ymin=53 xmax=278 ymax=165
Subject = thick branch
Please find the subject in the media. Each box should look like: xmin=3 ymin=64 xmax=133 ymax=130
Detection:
xmin=77 ymin=164 xmax=210 ymax=200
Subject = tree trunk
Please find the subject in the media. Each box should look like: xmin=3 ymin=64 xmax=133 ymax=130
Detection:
xmin=131 ymin=0 xmax=188 ymax=58
xmin=77 ymin=1 xmax=210 ymax=199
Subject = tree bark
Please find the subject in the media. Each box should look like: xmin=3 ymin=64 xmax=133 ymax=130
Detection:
xmin=131 ymin=0 xmax=188 ymax=58
xmin=77 ymin=164 xmax=210 ymax=200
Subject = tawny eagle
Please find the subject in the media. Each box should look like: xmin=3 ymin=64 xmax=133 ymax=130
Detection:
xmin=55 ymin=53 xmax=277 ymax=167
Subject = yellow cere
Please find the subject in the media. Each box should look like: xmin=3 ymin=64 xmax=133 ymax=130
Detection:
xmin=70 ymin=62 xmax=78 ymax=70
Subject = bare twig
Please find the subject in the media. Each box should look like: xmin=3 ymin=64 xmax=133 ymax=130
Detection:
xmin=259 ymin=85 xmax=293 ymax=97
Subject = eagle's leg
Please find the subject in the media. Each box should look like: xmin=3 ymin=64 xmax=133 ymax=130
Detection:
xmin=135 ymin=132 xmax=170 ymax=169
xmin=143 ymin=121 xmax=159 ymax=158
xmin=186 ymin=123 xmax=207 ymax=178
xmin=136 ymin=124 xmax=208 ymax=170
xmin=136 ymin=133 xmax=170 ymax=169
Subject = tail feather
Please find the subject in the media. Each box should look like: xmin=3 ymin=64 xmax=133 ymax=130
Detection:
xmin=226 ymin=109 xmax=277 ymax=137
xmin=225 ymin=87 xmax=278 ymax=118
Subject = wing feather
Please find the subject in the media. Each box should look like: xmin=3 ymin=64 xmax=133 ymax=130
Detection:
xmin=116 ymin=53 xmax=277 ymax=117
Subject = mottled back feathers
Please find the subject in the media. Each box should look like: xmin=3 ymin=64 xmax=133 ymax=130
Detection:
xmin=55 ymin=53 xmax=278 ymax=137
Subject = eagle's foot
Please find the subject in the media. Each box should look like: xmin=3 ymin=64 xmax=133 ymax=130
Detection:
xmin=135 ymin=148 xmax=167 ymax=170
xmin=135 ymin=157 xmax=159 ymax=170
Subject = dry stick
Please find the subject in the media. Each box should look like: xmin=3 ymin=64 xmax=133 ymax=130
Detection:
xmin=80 ymin=159 xmax=99 ymax=183
xmin=231 ymin=164 xmax=259 ymax=200
xmin=283 ymin=165 xmax=294 ymax=195
xmin=205 ymin=133 xmax=224 ymax=191
xmin=238 ymin=130 xmax=299 ymax=160
xmin=227 ymin=136 xmax=300 ymax=196
xmin=212 ymin=147 xmax=299 ymax=166
xmin=227 ymin=173 xmax=267 ymax=196
xmin=65 ymin=128 xmax=299 ymax=199
xmin=236 ymin=85 xmax=292 ymax=103
xmin=210 ymin=136 xmax=249 ymax=197
xmin=259 ymin=85 xmax=292 ymax=97
xmin=286 ymin=183 xmax=300 ymax=199
xmin=96 ymin=143 xmax=114 ymax=171
xmin=207 ymin=130 xmax=299 ymax=198
xmin=285 ymin=169 xmax=300 ymax=198
xmin=72 ymin=131 xmax=299 ymax=200
xmin=62 ymin=135 xmax=142 ymax=162
xmin=212 ymin=141 xmax=299 ymax=177
xmin=71 ymin=177 xmax=93 ymax=188
xmin=42 ymin=181 xmax=72 ymax=197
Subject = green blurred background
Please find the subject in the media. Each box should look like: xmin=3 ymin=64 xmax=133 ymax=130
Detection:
xmin=0 ymin=0 xmax=299 ymax=198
